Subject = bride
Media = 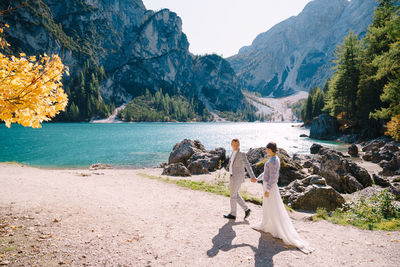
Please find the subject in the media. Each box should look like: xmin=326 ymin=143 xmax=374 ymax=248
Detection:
xmin=250 ymin=142 xmax=313 ymax=254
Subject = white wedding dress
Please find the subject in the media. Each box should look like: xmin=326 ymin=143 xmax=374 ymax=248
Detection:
xmin=253 ymin=156 xmax=313 ymax=254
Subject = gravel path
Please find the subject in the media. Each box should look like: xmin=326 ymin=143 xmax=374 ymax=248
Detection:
xmin=0 ymin=164 xmax=399 ymax=266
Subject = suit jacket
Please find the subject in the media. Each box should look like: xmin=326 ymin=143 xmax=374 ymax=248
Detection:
xmin=228 ymin=151 xmax=256 ymax=183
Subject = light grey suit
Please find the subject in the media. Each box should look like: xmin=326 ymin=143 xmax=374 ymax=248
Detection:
xmin=228 ymin=150 xmax=256 ymax=216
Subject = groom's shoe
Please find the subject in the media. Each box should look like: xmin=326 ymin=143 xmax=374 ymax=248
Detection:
xmin=244 ymin=209 xmax=251 ymax=220
xmin=223 ymin=214 xmax=236 ymax=220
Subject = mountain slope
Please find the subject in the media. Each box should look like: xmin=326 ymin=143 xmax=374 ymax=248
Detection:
xmin=227 ymin=0 xmax=376 ymax=97
xmin=0 ymin=0 xmax=245 ymax=121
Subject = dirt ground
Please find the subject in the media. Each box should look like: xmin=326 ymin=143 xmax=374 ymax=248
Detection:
xmin=0 ymin=163 xmax=399 ymax=266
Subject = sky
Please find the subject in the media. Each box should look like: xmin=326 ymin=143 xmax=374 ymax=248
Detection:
xmin=143 ymin=0 xmax=313 ymax=58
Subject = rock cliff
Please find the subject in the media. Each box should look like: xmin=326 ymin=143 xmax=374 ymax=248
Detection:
xmin=227 ymin=0 xmax=376 ymax=97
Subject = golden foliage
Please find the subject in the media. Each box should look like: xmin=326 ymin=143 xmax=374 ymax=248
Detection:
xmin=386 ymin=115 xmax=400 ymax=142
xmin=0 ymin=25 xmax=68 ymax=128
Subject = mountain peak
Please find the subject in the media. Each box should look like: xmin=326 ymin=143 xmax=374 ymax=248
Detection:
xmin=229 ymin=0 xmax=376 ymax=97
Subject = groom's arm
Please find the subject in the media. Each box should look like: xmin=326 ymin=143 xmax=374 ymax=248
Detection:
xmin=243 ymin=153 xmax=256 ymax=179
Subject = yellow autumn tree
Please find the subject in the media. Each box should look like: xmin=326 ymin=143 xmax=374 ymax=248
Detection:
xmin=0 ymin=24 xmax=68 ymax=128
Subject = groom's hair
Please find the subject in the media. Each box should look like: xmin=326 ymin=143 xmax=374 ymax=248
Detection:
xmin=267 ymin=142 xmax=278 ymax=153
xmin=231 ymin=138 xmax=240 ymax=144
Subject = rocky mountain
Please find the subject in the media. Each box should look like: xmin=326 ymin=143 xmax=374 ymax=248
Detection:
xmin=0 ymin=0 xmax=245 ymax=120
xmin=227 ymin=0 xmax=376 ymax=97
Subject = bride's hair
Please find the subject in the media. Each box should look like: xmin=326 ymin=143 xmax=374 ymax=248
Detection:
xmin=267 ymin=142 xmax=278 ymax=153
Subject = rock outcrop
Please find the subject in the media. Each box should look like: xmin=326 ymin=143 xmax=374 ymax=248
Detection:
xmin=1 ymin=0 xmax=246 ymax=119
xmin=227 ymin=0 xmax=376 ymax=97
xmin=247 ymin=147 xmax=307 ymax=186
xmin=312 ymin=146 xmax=372 ymax=193
xmin=168 ymin=139 xmax=206 ymax=165
xmin=281 ymin=175 xmax=345 ymax=211
xmin=348 ymin=144 xmax=359 ymax=157
xmin=309 ymin=114 xmax=339 ymax=140
xmin=162 ymin=163 xmax=191 ymax=177
xmin=360 ymin=139 xmax=400 ymax=176
xmin=164 ymin=139 xmax=226 ymax=176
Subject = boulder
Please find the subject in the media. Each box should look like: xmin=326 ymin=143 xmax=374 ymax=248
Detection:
xmin=372 ymin=174 xmax=391 ymax=187
xmin=162 ymin=163 xmax=191 ymax=177
xmin=310 ymin=143 xmax=323 ymax=154
xmin=186 ymin=147 xmax=226 ymax=174
xmin=309 ymin=114 xmax=339 ymax=140
xmin=277 ymin=148 xmax=307 ymax=185
xmin=168 ymin=139 xmax=206 ymax=165
xmin=362 ymin=152 xmax=372 ymax=161
xmin=348 ymin=144 xmax=359 ymax=157
xmin=246 ymin=147 xmax=267 ymax=165
xmin=89 ymin=163 xmax=112 ymax=170
xmin=167 ymin=139 xmax=227 ymax=175
xmin=187 ymin=160 xmax=210 ymax=175
xmin=361 ymin=139 xmax=386 ymax=152
xmin=282 ymin=175 xmax=345 ymax=211
xmin=249 ymin=148 xmax=306 ymax=185
xmin=303 ymin=160 xmax=313 ymax=169
xmin=300 ymin=134 xmax=309 ymax=137
xmin=382 ymin=143 xmax=399 ymax=153
xmin=389 ymin=183 xmax=400 ymax=199
xmin=379 ymin=157 xmax=400 ymax=177
xmin=318 ymin=147 xmax=372 ymax=193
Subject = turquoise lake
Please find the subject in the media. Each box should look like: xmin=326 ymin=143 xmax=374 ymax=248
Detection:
xmin=0 ymin=122 xmax=346 ymax=168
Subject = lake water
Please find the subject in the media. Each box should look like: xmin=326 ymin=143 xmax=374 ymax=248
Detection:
xmin=0 ymin=122 xmax=347 ymax=168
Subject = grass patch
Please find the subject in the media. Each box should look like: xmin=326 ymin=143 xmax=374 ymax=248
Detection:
xmin=137 ymin=173 xmax=295 ymax=212
xmin=312 ymin=190 xmax=400 ymax=231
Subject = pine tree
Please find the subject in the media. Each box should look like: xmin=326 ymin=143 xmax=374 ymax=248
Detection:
xmin=326 ymin=31 xmax=361 ymax=122
xmin=356 ymin=0 xmax=398 ymax=129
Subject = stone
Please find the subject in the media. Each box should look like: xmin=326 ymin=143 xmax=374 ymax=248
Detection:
xmin=379 ymin=158 xmax=399 ymax=177
xmin=310 ymin=143 xmax=323 ymax=154
xmin=249 ymin=147 xmax=306 ymax=185
xmin=347 ymin=162 xmax=372 ymax=188
xmin=89 ymin=163 xmax=112 ymax=170
xmin=372 ymin=174 xmax=391 ymax=187
xmin=167 ymin=139 xmax=226 ymax=175
xmin=168 ymin=139 xmax=206 ymax=165
xmin=187 ymin=160 xmax=210 ymax=175
xmin=246 ymin=147 xmax=267 ymax=165
xmin=159 ymin=162 xmax=168 ymax=168
xmin=362 ymin=152 xmax=372 ymax=161
xmin=382 ymin=143 xmax=399 ymax=153
xmin=300 ymin=134 xmax=309 ymax=137
xmin=282 ymin=176 xmax=345 ymax=211
xmin=186 ymin=147 xmax=226 ymax=174
xmin=348 ymin=144 xmax=359 ymax=157
xmin=309 ymin=114 xmax=339 ymax=140
xmin=303 ymin=160 xmax=313 ymax=168
xmin=318 ymin=147 xmax=372 ymax=193
xmin=309 ymin=175 xmax=327 ymax=185
xmin=162 ymin=163 xmax=191 ymax=177
xmin=361 ymin=139 xmax=386 ymax=152
xmin=388 ymin=183 xmax=400 ymax=199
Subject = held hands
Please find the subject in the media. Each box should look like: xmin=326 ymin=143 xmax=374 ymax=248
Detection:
xmin=250 ymin=177 xmax=257 ymax=183
xmin=264 ymin=191 xmax=269 ymax=198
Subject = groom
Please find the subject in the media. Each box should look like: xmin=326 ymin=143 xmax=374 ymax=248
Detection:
xmin=224 ymin=139 xmax=256 ymax=220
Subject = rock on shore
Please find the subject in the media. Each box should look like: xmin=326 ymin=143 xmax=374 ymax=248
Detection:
xmin=309 ymin=114 xmax=339 ymax=140
xmin=162 ymin=138 xmax=399 ymax=211
xmin=164 ymin=139 xmax=226 ymax=176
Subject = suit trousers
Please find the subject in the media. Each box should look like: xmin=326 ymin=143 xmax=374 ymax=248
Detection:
xmin=229 ymin=176 xmax=248 ymax=216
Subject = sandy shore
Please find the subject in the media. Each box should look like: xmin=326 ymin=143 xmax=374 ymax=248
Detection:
xmin=1 ymin=163 xmax=399 ymax=266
